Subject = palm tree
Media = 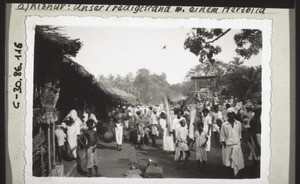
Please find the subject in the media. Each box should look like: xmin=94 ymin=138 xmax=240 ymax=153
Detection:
xmin=219 ymin=66 xmax=261 ymax=100
xmin=241 ymin=66 xmax=261 ymax=99
xmin=203 ymin=60 xmax=228 ymax=76
xmin=228 ymin=57 xmax=244 ymax=72
xmin=185 ymin=64 xmax=207 ymax=80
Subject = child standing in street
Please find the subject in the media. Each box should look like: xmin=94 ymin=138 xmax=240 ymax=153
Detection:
xmin=194 ymin=122 xmax=209 ymax=170
xmin=85 ymin=120 xmax=100 ymax=177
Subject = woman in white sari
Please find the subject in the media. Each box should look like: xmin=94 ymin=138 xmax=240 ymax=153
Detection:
xmin=159 ymin=112 xmax=175 ymax=152
xmin=63 ymin=109 xmax=83 ymax=159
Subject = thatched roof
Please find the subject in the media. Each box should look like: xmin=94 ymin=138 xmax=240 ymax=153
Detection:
xmin=110 ymin=87 xmax=138 ymax=105
xmin=35 ymin=26 xmax=137 ymax=107
xmin=35 ymin=25 xmax=82 ymax=57
xmin=62 ymin=56 xmax=121 ymax=100
xmin=62 ymin=56 xmax=139 ymax=106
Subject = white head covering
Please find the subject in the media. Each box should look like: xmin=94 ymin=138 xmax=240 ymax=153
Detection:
xmin=65 ymin=109 xmax=78 ymax=121
xmin=61 ymin=122 xmax=67 ymax=128
xmin=227 ymin=107 xmax=237 ymax=114
xmin=88 ymin=114 xmax=98 ymax=123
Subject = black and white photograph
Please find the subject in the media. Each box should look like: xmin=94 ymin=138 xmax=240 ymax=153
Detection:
xmin=6 ymin=2 xmax=296 ymax=183
xmin=25 ymin=17 xmax=271 ymax=182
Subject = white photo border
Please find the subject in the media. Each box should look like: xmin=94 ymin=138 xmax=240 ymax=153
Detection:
xmin=24 ymin=16 xmax=272 ymax=184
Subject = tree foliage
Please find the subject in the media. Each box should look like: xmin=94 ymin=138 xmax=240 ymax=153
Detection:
xmin=184 ymin=28 xmax=262 ymax=63
xmin=98 ymin=69 xmax=183 ymax=105
xmin=228 ymin=57 xmax=245 ymax=72
xmin=97 ymin=64 xmax=261 ymax=104
xmin=184 ymin=28 xmax=230 ymax=64
xmin=184 ymin=60 xmax=261 ymax=100
xmin=234 ymin=29 xmax=262 ymax=59
xmin=220 ymin=66 xmax=261 ymax=100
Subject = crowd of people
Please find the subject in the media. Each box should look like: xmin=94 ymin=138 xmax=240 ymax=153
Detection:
xmin=53 ymin=95 xmax=261 ymax=178
xmin=54 ymin=107 xmax=100 ymax=177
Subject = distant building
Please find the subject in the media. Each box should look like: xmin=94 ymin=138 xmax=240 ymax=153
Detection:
xmin=191 ymin=75 xmax=219 ymax=97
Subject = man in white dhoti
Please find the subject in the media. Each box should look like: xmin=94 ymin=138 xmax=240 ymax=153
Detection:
xmin=220 ymin=107 xmax=245 ymax=177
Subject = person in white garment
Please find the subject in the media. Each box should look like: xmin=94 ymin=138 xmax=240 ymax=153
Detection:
xmin=175 ymin=118 xmax=190 ymax=170
xmin=220 ymin=107 xmax=245 ymax=177
xmin=149 ymin=110 xmax=159 ymax=147
xmin=172 ymin=109 xmax=186 ymax=139
xmin=211 ymin=105 xmax=223 ymax=145
xmin=159 ymin=112 xmax=175 ymax=152
xmin=194 ymin=121 xmax=209 ymax=170
xmin=63 ymin=109 xmax=82 ymax=159
xmin=55 ymin=123 xmax=66 ymax=162
xmin=172 ymin=109 xmax=187 ymax=161
xmin=136 ymin=111 xmax=145 ymax=148
xmin=115 ymin=108 xmax=124 ymax=151
xmin=202 ymin=108 xmax=212 ymax=151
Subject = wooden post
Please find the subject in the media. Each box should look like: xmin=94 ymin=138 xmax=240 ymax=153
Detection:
xmin=47 ymin=124 xmax=51 ymax=173
xmin=194 ymin=80 xmax=197 ymax=92
xmin=213 ymin=78 xmax=216 ymax=96
xmin=40 ymin=146 xmax=45 ymax=176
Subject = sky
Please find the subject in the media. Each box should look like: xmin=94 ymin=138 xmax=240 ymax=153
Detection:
xmin=61 ymin=26 xmax=262 ymax=84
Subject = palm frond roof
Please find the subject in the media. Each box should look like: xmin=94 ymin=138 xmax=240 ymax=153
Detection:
xmin=35 ymin=25 xmax=82 ymax=57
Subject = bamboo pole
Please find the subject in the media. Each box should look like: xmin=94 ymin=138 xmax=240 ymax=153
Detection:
xmin=163 ymin=97 xmax=172 ymax=133
xmin=189 ymin=104 xmax=197 ymax=139
xmin=47 ymin=124 xmax=51 ymax=173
